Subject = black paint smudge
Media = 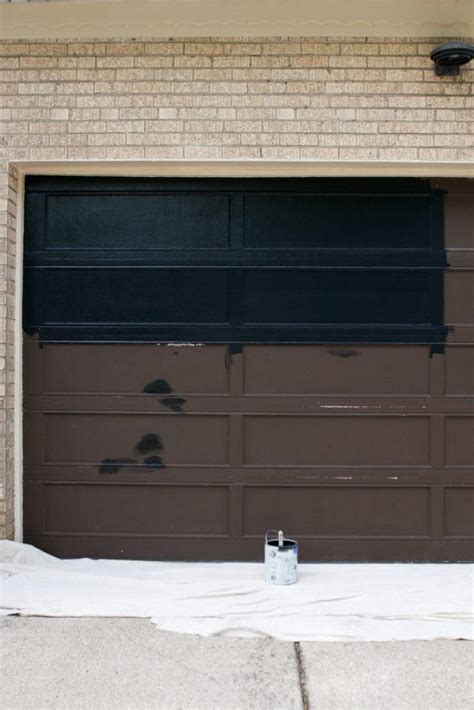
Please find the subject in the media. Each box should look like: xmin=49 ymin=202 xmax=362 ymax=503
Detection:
xmin=143 ymin=378 xmax=173 ymax=394
xmin=100 ymin=457 xmax=137 ymax=474
xmin=143 ymin=455 xmax=165 ymax=468
xmin=160 ymin=396 xmax=186 ymax=413
xmin=134 ymin=433 xmax=163 ymax=456
xmin=328 ymin=349 xmax=359 ymax=358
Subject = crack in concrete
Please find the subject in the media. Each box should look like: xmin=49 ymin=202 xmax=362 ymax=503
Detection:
xmin=294 ymin=641 xmax=310 ymax=710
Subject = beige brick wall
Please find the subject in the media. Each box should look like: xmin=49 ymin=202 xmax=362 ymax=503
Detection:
xmin=0 ymin=37 xmax=473 ymax=539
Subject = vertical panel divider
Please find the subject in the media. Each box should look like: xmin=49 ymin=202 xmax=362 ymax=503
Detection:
xmin=229 ymin=193 xmax=244 ymax=249
xmin=429 ymin=352 xmax=445 ymax=396
xmin=228 ymin=413 xmax=244 ymax=541
xmin=229 ymin=483 xmax=243 ymax=542
xmin=229 ymin=413 xmax=244 ymax=468
xmin=430 ymin=415 xmax=445 ymax=469
xmin=430 ymin=485 xmax=445 ymax=540
xmin=229 ymin=350 xmax=244 ymax=396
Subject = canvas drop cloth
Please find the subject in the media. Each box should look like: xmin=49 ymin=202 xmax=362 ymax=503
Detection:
xmin=0 ymin=541 xmax=472 ymax=642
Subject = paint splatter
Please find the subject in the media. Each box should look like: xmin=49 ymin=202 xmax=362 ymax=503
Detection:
xmin=100 ymin=457 xmax=137 ymax=474
xmin=160 ymin=397 xmax=186 ymax=414
xmin=328 ymin=349 xmax=359 ymax=358
xmin=143 ymin=379 xmax=173 ymax=394
xmin=134 ymin=433 xmax=163 ymax=456
xmin=143 ymin=455 xmax=165 ymax=468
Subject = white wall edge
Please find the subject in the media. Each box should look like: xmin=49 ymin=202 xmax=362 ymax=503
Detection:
xmin=13 ymin=171 xmax=24 ymax=543
xmin=11 ymin=160 xmax=474 ymax=179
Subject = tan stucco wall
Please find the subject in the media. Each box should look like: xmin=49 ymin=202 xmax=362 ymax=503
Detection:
xmin=0 ymin=36 xmax=473 ymax=538
xmin=1 ymin=1 xmax=473 ymax=40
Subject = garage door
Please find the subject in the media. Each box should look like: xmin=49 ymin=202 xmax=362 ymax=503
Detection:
xmin=23 ymin=177 xmax=474 ymax=561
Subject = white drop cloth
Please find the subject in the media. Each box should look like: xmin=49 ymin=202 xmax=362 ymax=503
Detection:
xmin=1 ymin=541 xmax=472 ymax=642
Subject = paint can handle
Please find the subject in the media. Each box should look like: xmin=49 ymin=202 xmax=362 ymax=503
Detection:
xmin=265 ymin=529 xmax=279 ymax=545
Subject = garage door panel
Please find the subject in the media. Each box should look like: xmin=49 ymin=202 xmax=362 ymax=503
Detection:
xmin=28 ymin=193 xmax=231 ymax=251
xmin=243 ymin=486 xmax=430 ymax=537
xmin=28 ymin=269 xmax=230 ymax=326
xmin=24 ymin=340 xmax=229 ymax=395
xmin=444 ymin=488 xmax=474 ymax=537
xmin=243 ymin=416 xmax=430 ymax=467
xmin=244 ymin=345 xmax=431 ymax=395
xmin=445 ymin=272 xmax=474 ymax=324
xmin=36 ymin=483 xmax=229 ymax=536
xmin=445 ymin=418 xmax=474 ymax=467
xmin=243 ymin=194 xmax=432 ymax=249
xmin=445 ymin=194 xmax=474 ymax=249
xmin=445 ymin=347 xmax=474 ymax=395
xmin=26 ymin=413 xmax=229 ymax=466
xmin=23 ymin=465 xmax=474 ymax=486
xmin=243 ymin=271 xmax=433 ymax=325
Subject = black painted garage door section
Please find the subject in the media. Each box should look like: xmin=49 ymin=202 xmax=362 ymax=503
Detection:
xmin=22 ymin=177 xmax=474 ymax=561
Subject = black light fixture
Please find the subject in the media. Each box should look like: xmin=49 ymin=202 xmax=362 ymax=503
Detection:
xmin=430 ymin=40 xmax=474 ymax=76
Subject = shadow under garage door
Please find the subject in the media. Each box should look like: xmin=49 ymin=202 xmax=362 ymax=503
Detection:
xmin=22 ymin=177 xmax=474 ymax=561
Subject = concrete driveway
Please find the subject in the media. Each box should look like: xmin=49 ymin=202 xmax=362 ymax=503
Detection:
xmin=0 ymin=617 xmax=472 ymax=710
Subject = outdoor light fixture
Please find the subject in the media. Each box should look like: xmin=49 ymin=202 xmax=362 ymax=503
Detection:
xmin=430 ymin=40 xmax=474 ymax=75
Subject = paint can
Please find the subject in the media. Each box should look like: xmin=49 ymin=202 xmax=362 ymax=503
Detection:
xmin=264 ymin=529 xmax=298 ymax=585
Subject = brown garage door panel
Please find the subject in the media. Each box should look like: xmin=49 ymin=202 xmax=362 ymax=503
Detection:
xmin=243 ymin=416 xmax=431 ymax=467
xmin=445 ymin=272 xmax=474 ymax=324
xmin=445 ymin=347 xmax=474 ymax=395
xmin=445 ymin=418 xmax=474 ymax=467
xmin=444 ymin=488 xmax=474 ymax=537
xmin=445 ymin=194 xmax=474 ymax=249
xmin=31 ymin=483 xmax=229 ymax=536
xmin=242 ymin=486 xmax=430 ymax=537
xmin=244 ymin=346 xmax=431 ymax=395
xmin=21 ymin=535 xmax=474 ymax=562
xmin=24 ymin=340 xmax=229 ymax=396
xmin=25 ymin=413 xmax=229 ymax=466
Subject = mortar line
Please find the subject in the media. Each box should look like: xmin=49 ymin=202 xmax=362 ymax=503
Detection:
xmin=294 ymin=641 xmax=310 ymax=710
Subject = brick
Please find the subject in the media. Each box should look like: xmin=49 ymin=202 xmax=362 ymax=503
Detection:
xmin=29 ymin=43 xmax=68 ymax=56
xmin=159 ymin=108 xmax=178 ymax=119
xmin=97 ymin=57 xmax=134 ymax=68
xmin=174 ymin=56 xmax=212 ymax=68
xmin=88 ymin=134 xmax=126 ymax=146
xmin=194 ymin=68 xmax=232 ymax=81
xmin=253 ymin=56 xmax=290 ymax=68
xmin=378 ymin=147 xmax=419 ymax=159
xmin=68 ymin=43 xmax=106 ymax=57
xmin=50 ymin=108 xmax=69 ymax=120
xmin=183 ymin=145 xmax=223 ymax=158
xmin=290 ymin=56 xmax=329 ymax=68
xmin=19 ymin=57 xmax=57 ymax=68
xmin=106 ymin=146 xmax=145 ymax=159
xmin=146 ymin=43 xmax=184 ymax=55
xmin=58 ymin=57 xmax=96 ymax=69
xmin=144 ymin=146 xmax=184 ymax=159
xmin=134 ymin=57 xmax=174 ymax=68
xmin=276 ymin=108 xmax=295 ymax=120
xmin=213 ymin=57 xmax=250 ymax=68
xmin=340 ymin=43 xmax=379 ymax=56
xmin=106 ymin=43 xmax=145 ymax=56
xmin=118 ymin=108 xmax=157 ymax=120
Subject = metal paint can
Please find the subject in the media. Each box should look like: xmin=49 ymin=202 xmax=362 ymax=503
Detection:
xmin=264 ymin=529 xmax=298 ymax=585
